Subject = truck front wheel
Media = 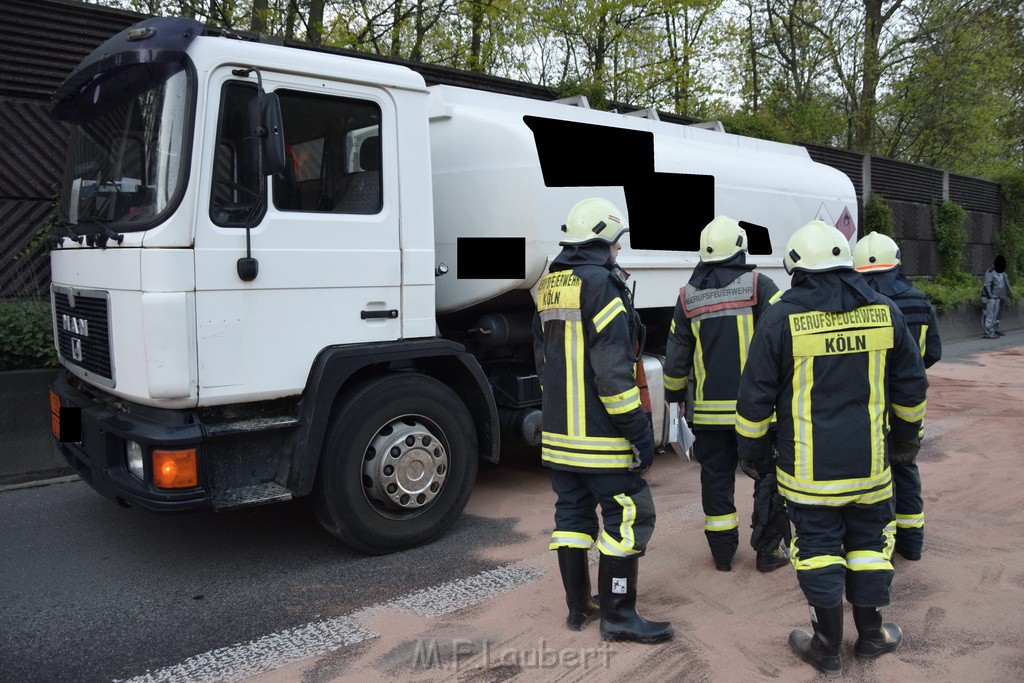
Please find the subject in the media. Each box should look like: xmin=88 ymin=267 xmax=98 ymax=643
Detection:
xmin=313 ymin=373 xmax=479 ymax=553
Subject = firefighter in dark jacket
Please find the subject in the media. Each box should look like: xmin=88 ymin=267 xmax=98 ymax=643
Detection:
xmin=664 ymin=215 xmax=789 ymax=572
xmin=533 ymin=197 xmax=673 ymax=644
xmin=854 ymin=231 xmax=941 ymax=561
xmin=736 ymin=220 xmax=928 ymax=677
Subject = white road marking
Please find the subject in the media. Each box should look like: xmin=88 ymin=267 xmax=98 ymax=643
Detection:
xmin=121 ymin=562 xmax=545 ymax=683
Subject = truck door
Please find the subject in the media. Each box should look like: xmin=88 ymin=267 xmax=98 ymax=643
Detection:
xmin=194 ymin=69 xmax=401 ymax=403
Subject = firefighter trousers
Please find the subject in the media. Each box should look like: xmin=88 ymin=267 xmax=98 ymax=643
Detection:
xmin=693 ymin=429 xmax=739 ymax=563
xmin=892 ymin=457 xmax=924 ymax=555
xmin=548 ymin=469 xmax=656 ymax=557
xmin=788 ymin=499 xmax=895 ymax=608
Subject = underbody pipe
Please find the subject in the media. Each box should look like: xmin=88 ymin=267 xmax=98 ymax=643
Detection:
xmin=498 ymin=406 xmax=542 ymax=447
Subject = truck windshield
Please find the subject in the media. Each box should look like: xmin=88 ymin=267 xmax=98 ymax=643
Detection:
xmin=61 ymin=67 xmax=191 ymax=231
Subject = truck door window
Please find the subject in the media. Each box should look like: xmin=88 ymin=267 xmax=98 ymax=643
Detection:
xmin=210 ymin=81 xmax=266 ymax=226
xmin=272 ymin=90 xmax=382 ymax=214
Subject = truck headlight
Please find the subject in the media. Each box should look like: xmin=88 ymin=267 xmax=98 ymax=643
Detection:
xmin=126 ymin=440 xmax=145 ymax=480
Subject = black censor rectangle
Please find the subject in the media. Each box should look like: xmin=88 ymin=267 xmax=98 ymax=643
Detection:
xmin=457 ymin=237 xmax=526 ymax=279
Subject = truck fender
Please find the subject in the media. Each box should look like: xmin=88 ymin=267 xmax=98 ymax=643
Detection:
xmin=289 ymin=339 xmax=499 ymax=496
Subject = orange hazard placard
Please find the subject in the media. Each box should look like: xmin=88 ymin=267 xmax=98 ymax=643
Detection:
xmin=49 ymin=390 xmax=60 ymax=439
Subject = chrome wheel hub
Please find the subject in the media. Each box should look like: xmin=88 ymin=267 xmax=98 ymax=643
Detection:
xmin=362 ymin=417 xmax=448 ymax=512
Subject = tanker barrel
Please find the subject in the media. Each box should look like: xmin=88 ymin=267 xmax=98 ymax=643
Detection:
xmin=474 ymin=312 xmax=535 ymax=348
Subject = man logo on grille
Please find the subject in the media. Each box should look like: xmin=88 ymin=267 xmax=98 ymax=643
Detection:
xmin=72 ymin=338 xmax=83 ymax=362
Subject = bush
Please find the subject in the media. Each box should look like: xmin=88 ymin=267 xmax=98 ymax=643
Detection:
xmin=864 ymin=193 xmax=894 ymax=238
xmin=912 ymin=272 xmax=981 ymax=314
xmin=933 ymin=200 xmax=968 ymax=278
xmin=0 ymin=299 xmax=57 ymax=371
xmin=994 ymin=168 xmax=1024 ymax=286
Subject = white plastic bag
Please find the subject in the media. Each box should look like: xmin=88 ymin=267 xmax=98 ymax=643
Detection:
xmin=667 ymin=402 xmax=696 ymax=461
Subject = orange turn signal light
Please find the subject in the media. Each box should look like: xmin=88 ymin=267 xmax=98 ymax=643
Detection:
xmin=152 ymin=449 xmax=199 ymax=489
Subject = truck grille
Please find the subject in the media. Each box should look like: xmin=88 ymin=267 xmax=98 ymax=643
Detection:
xmin=53 ymin=287 xmax=114 ymax=385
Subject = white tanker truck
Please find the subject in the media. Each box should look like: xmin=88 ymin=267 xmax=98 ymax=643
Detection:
xmin=46 ymin=17 xmax=858 ymax=553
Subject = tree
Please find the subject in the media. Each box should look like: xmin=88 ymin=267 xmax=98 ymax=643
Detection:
xmin=657 ymin=0 xmax=723 ymax=117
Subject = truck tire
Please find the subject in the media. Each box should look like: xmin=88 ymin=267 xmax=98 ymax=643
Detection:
xmin=313 ymin=373 xmax=479 ymax=553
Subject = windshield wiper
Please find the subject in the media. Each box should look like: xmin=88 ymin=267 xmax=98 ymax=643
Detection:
xmin=76 ymin=217 xmax=125 ymax=248
xmin=50 ymin=213 xmax=83 ymax=248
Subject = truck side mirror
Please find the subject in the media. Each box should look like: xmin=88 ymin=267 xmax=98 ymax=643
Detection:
xmin=260 ymin=92 xmax=286 ymax=177
xmin=246 ymin=89 xmax=286 ymax=177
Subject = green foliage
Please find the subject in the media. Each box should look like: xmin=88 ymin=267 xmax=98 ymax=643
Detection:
xmin=0 ymin=300 xmax=57 ymax=371
xmin=912 ymin=273 xmax=981 ymax=314
xmin=863 ymin=193 xmax=894 ymax=238
xmin=717 ymin=111 xmax=788 ymax=142
xmin=933 ymin=200 xmax=968 ymax=278
xmin=994 ymin=168 xmax=1024 ymax=285
xmin=553 ymin=79 xmax=609 ymax=110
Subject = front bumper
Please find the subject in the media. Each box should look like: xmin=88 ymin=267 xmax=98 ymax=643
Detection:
xmin=50 ymin=371 xmax=210 ymax=512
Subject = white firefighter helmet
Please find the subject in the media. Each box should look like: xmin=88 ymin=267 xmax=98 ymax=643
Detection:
xmin=853 ymin=231 xmax=901 ymax=272
xmin=559 ymin=197 xmax=629 ymax=246
xmin=784 ymin=220 xmax=854 ymax=274
xmin=699 ymin=215 xmax=747 ymax=263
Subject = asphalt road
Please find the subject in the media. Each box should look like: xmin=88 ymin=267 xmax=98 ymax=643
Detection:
xmin=1 ymin=331 xmax=1019 ymax=682
xmin=0 ymin=469 xmax=530 ymax=682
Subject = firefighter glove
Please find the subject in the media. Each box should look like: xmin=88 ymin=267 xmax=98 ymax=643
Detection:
xmin=890 ymin=437 xmax=921 ymax=464
xmin=740 ymin=457 xmax=771 ymax=480
xmin=629 ymin=431 xmax=655 ymax=474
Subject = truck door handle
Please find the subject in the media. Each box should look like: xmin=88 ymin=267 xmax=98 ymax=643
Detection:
xmin=361 ymin=309 xmax=399 ymax=319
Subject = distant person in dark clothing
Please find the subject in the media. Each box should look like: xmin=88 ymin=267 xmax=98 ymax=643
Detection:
xmin=982 ymin=255 xmax=1012 ymax=339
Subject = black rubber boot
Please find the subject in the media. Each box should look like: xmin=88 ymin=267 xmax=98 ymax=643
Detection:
xmin=852 ymin=605 xmax=903 ymax=659
xmin=598 ymin=555 xmax=674 ymax=644
xmin=557 ymin=547 xmax=599 ymax=631
xmin=788 ymin=603 xmax=843 ymax=677
xmin=756 ymin=545 xmax=789 ymax=573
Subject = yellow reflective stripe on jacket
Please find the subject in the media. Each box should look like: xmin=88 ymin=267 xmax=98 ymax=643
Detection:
xmin=769 ymin=290 xmax=783 ymax=304
xmin=737 ymin=312 xmax=754 ymax=372
xmin=542 ymin=448 xmax=633 ymax=468
xmin=693 ymin=319 xmax=706 ymax=402
xmin=697 ymin=399 xmax=736 ymax=409
xmin=664 ymin=374 xmax=688 ymax=392
xmin=892 ymin=399 xmax=926 ymax=422
xmin=600 ymin=386 xmax=641 ymax=415
xmin=777 ymin=467 xmax=892 ymax=496
xmin=548 ymin=530 xmax=595 ymax=550
xmin=868 ymin=349 xmax=887 ymax=476
xmin=918 ymin=325 xmax=928 ymax=358
xmin=694 ymin=399 xmax=738 ymax=426
xmin=846 ymin=550 xmax=893 ymax=572
xmin=705 ymin=513 xmax=739 ymax=532
xmin=694 ymin=413 xmax=737 ymax=427
xmin=736 ymin=413 xmax=772 ymax=438
xmin=792 ymin=356 xmax=814 ymax=481
xmin=779 ymin=480 xmax=893 ymax=507
xmin=896 ymin=512 xmax=924 ymax=529
xmin=565 ymin=320 xmax=585 ymax=436
xmin=593 ymin=298 xmax=626 ymax=333
xmin=541 ymin=432 xmax=633 ymax=468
